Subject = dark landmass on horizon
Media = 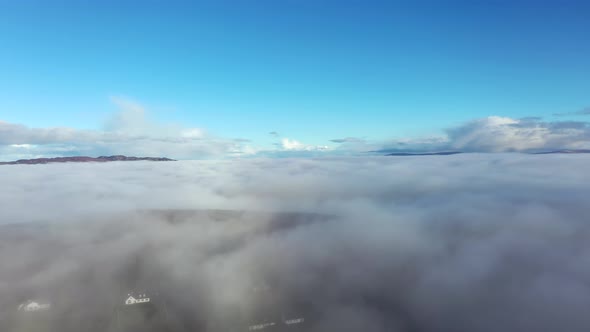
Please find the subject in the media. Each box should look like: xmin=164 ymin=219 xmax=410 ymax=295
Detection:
xmin=528 ymin=149 xmax=590 ymax=154
xmin=385 ymin=151 xmax=463 ymax=156
xmin=3 ymin=150 xmax=590 ymax=165
xmin=0 ymin=155 xmax=176 ymax=165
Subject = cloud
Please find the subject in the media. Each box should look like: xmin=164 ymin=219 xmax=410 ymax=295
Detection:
xmin=260 ymin=132 xmax=333 ymax=157
xmin=553 ymin=107 xmax=590 ymax=117
xmin=106 ymin=96 xmax=206 ymax=139
xmin=1 ymin=155 xmax=590 ymax=331
xmin=0 ymin=121 xmax=100 ymax=145
xmin=280 ymin=138 xmax=330 ymax=152
xmin=281 ymin=138 xmax=328 ymax=151
xmin=446 ymin=116 xmax=590 ymax=152
xmin=369 ymin=137 xmax=449 ymax=154
xmin=105 ymin=96 xmax=148 ymax=133
xmin=369 ymin=116 xmax=590 ymax=154
xmin=4 ymin=100 xmax=590 ymax=160
xmin=329 ymin=137 xmax=365 ymax=144
xmin=0 ymin=97 xmax=250 ymax=161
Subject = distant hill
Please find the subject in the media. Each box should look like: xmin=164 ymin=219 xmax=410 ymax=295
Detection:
xmin=386 ymin=151 xmax=463 ymax=156
xmin=529 ymin=149 xmax=590 ymax=154
xmin=0 ymin=155 xmax=175 ymax=165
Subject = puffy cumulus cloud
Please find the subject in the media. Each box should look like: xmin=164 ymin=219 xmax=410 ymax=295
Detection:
xmin=281 ymin=138 xmax=305 ymax=150
xmin=0 ymin=98 xmax=251 ymax=161
xmin=257 ymin=133 xmax=333 ymax=157
xmin=1 ymin=155 xmax=590 ymax=331
xmin=250 ymin=137 xmax=333 ymax=158
xmin=280 ymin=138 xmax=330 ymax=151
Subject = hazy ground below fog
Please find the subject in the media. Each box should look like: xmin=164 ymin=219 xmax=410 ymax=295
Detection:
xmin=1 ymin=155 xmax=590 ymax=332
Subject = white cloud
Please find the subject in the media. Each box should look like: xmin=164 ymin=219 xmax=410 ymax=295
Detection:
xmin=280 ymin=138 xmax=330 ymax=151
xmin=10 ymin=144 xmax=35 ymax=149
xmin=281 ymin=138 xmax=304 ymax=150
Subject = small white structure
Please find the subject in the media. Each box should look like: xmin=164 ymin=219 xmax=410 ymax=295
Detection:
xmin=18 ymin=300 xmax=51 ymax=312
xmin=248 ymin=321 xmax=276 ymax=330
xmin=285 ymin=317 xmax=304 ymax=325
xmin=125 ymin=293 xmax=151 ymax=305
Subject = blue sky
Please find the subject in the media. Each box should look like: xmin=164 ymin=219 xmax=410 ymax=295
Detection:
xmin=1 ymin=0 xmax=590 ymax=159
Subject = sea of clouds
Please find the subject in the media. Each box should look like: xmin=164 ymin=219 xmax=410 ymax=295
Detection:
xmin=1 ymin=154 xmax=590 ymax=331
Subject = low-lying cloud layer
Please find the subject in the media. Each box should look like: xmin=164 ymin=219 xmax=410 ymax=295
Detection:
xmin=1 ymin=155 xmax=590 ymax=331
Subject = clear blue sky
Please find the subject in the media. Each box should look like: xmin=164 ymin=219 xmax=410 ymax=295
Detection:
xmin=1 ymin=0 xmax=589 ymax=149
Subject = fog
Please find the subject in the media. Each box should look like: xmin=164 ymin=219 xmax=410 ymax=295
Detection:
xmin=1 ymin=154 xmax=590 ymax=331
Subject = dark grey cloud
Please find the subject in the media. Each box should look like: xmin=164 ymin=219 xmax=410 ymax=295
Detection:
xmin=553 ymin=107 xmax=590 ymax=117
xmin=370 ymin=137 xmax=448 ymax=154
xmin=547 ymin=121 xmax=589 ymax=130
xmin=518 ymin=116 xmax=543 ymax=122
xmin=1 ymin=155 xmax=590 ymax=331
xmin=329 ymin=137 xmax=365 ymax=144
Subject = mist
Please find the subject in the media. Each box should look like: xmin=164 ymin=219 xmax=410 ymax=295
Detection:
xmin=1 ymin=154 xmax=590 ymax=331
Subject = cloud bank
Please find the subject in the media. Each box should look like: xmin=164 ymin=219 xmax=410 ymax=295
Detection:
xmin=1 ymin=155 xmax=590 ymax=331
xmin=0 ymin=98 xmax=252 ymax=161
xmin=3 ymin=96 xmax=590 ymax=160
